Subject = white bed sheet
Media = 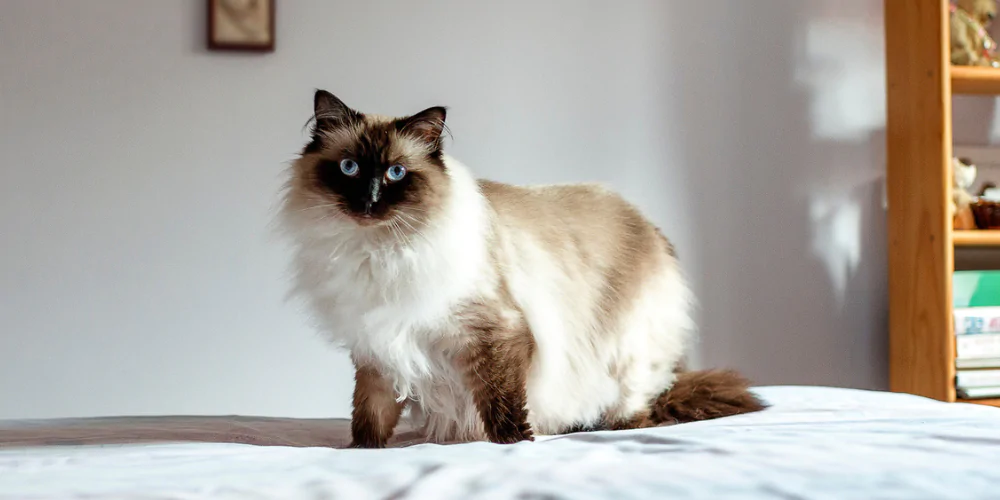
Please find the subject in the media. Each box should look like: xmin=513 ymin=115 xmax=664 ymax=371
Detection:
xmin=2 ymin=386 xmax=1000 ymax=499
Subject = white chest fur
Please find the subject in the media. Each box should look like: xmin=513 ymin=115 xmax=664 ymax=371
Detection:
xmin=283 ymin=160 xmax=491 ymax=405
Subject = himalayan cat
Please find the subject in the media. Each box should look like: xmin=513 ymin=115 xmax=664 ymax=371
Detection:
xmin=280 ymin=90 xmax=766 ymax=447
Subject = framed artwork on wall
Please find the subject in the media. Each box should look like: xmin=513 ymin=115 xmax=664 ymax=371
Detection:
xmin=208 ymin=0 xmax=275 ymax=52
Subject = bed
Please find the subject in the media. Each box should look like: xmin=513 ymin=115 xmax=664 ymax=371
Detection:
xmin=2 ymin=386 xmax=999 ymax=499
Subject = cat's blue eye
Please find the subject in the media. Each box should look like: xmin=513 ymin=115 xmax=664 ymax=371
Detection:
xmin=340 ymin=159 xmax=359 ymax=177
xmin=386 ymin=165 xmax=407 ymax=182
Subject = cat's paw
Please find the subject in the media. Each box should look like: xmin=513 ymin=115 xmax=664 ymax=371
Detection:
xmin=347 ymin=438 xmax=387 ymax=449
xmin=488 ymin=421 xmax=535 ymax=444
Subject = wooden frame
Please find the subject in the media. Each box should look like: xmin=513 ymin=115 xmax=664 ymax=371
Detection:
xmin=207 ymin=0 xmax=275 ymax=52
xmin=886 ymin=0 xmax=955 ymax=402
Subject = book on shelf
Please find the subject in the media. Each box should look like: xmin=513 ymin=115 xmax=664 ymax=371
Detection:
xmin=957 ymin=369 xmax=1000 ymax=388
xmin=958 ymin=386 xmax=1000 ymax=399
xmin=956 ymin=333 xmax=1000 ymax=359
xmin=954 ymin=306 xmax=1000 ymax=334
xmin=957 ymin=357 xmax=1000 ymax=369
xmin=954 ymin=270 xmax=1000 ymax=308
xmin=953 ymin=272 xmax=1000 ymax=379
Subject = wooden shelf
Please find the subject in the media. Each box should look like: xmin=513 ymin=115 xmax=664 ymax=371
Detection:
xmin=886 ymin=0 xmax=957 ymax=402
xmin=889 ymin=1 xmax=1000 ymax=405
xmin=957 ymin=398 xmax=1000 ymax=407
xmin=951 ymin=66 xmax=1000 ymax=94
xmin=953 ymin=230 xmax=1000 ymax=246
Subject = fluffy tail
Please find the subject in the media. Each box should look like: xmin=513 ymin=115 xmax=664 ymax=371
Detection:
xmin=648 ymin=369 xmax=767 ymax=425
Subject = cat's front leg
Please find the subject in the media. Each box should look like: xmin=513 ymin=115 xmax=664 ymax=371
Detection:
xmin=462 ymin=319 xmax=536 ymax=444
xmin=349 ymin=362 xmax=405 ymax=448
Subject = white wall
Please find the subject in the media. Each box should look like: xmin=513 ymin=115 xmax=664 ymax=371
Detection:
xmin=0 ymin=0 xmax=888 ymax=419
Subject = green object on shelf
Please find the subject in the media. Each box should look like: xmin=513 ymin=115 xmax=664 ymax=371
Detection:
xmin=955 ymin=270 xmax=1000 ymax=308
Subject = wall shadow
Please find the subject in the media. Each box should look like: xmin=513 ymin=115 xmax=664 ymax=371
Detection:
xmin=663 ymin=0 xmax=888 ymax=390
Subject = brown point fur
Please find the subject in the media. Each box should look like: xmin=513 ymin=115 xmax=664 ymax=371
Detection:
xmin=459 ymin=299 xmax=536 ymax=444
xmin=648 ymin=369 xmax=768 ymax=425
xmin=575 ymin=367 xmax=766 ymax=434
xmin=349 ymin=362 xmax=406 ymax=448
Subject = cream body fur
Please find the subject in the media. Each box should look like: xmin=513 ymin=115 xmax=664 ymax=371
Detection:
xmin=283 ymin=151 xmax=693 ymax=442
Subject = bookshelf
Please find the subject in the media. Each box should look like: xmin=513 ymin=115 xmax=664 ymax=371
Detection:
xmin=885 ymin=0 xmax=1000 ymax=406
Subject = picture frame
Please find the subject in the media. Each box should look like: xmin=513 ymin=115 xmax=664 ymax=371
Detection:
xmin=207 ymin=0 xmax=275 ymax=52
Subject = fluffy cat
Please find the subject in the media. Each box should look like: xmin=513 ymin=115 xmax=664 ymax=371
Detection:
xmin=280 ymin=90 xmax=766 ymax=447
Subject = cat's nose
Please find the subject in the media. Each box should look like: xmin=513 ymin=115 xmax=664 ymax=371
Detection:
xmin=364 ymin=200 xmax=373 ymax=215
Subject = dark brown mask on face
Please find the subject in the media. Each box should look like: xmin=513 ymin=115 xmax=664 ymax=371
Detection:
xmin=300 ymin=90 xmax=450 ymax=225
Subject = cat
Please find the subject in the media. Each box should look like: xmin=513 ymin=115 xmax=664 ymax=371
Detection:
xmin=279 ymin=90 xmax=766 ymax=447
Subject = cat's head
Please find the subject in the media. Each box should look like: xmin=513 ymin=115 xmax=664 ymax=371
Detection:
xmin=284 ymin=90 xmax=451 ymax=231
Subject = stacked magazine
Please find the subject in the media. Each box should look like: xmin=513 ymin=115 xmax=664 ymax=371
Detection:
xmin=954 ymin=270 xmax=1000 ymax=399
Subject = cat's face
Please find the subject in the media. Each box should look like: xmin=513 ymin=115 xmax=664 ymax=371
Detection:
xmin=285 ymin=90 xmax=451 ymax=230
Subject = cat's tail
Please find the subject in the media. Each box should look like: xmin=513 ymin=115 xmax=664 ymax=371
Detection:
xmin=647 ymin=369 xmax=768 ymax=425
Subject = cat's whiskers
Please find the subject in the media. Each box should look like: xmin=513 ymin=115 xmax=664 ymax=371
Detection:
xmin=395 ymin=213 xmax=433 ymax=247
xmin=393 ymin=213 xmax=432 ymax=244
xmin=390 ymin=220 xmax=406 ymax=248
xmin=297 ymin=203 xmax=341 ymax=213
xmin=386 ymin=218 xmax=413 ymax=249
xmin=397 ymin=211 xmax=426 ymax=224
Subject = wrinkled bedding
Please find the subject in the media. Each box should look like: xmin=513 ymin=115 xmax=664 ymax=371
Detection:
xmin=2 ymin=386 xmax=1000 ymax=499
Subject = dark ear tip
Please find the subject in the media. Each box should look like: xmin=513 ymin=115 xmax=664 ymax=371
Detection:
xmin=314 ymin=89 xmax=333 ymax=105
xmin=422 ymin=106 xmax=447 ymax=124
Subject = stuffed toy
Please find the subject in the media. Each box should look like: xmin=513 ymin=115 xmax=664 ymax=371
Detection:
xmin=953 ymin=157 xmax=979 ymax=215
xmin=951 ymin=0 xmax=1000 ymax=67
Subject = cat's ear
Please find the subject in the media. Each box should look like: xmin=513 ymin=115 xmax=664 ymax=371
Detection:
xmin=397 ymin=106 xmax=448 ymax=151
xmin=313 ymin=90 xmax=360 ymax=132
